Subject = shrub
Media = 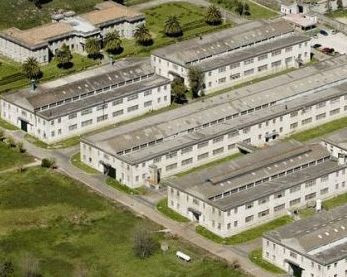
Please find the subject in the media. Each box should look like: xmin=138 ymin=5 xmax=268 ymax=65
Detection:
xmin=133 ymin=227 xmax=158 ymax=259
xmin=41 ymin=158 xmax=56 ymax=168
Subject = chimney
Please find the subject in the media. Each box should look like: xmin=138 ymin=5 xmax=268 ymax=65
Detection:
xmin=31 ymin=79 xmax=37 ymax=92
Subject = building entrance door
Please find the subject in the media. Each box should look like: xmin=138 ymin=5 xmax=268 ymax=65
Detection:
xmin=20 ymin=120 xmax=28 ymax=132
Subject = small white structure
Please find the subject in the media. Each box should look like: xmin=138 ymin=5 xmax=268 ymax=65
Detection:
xmin=316 ymin=199 xmax=322 ymax=212
xmin=176 ymin=251 xmax=191 ymax=262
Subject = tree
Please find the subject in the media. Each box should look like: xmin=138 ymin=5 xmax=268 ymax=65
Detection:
xmin=206 ymin=5 xmax=222 ymax=25
xmin=337 ymin=0 xmax=343 ymax=9
xmin=104 ymin=31 xmax=122 ymax=54
xmin=235 ymin=1 xmax=250 ymax=16
xmin=0 ymin=261 xmax=14 ymax=277
xmin=85 ymin=38 xmax=101 ymax=59
xmin=134 ymin=24 xmax=153 ymax=46
xmin=22 ymin=57 xmax=41 ymax=80
xmin=132 ymin=228 xmax=158 ymax=259
xmin=55 ymin=43 xmax=73 ymax=68
xmin=188 ymin=67 xmax=204 ymax=98
xmin=171 ymin=77 xmax=187 ymax=104
xmin=164 ymin=16 xmax=182 ymax=37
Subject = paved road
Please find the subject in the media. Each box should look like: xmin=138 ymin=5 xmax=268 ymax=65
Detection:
xmin=133 ymin=0 xmax=248 ymax=24
xmin=3 ymin=129 xmax=276 ymax=277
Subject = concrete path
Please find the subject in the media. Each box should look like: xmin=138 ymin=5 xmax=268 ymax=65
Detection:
xmin=133 ymin=0 xmax=248 ymax=24
xmin=0 ymin=160 xmax=41 ymax=174
xmin=1 ymin=128 xmax=276 ymax=277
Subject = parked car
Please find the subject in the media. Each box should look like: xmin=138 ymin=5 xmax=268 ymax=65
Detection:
xmin=321 ymin=47 xmax=334 ymax=54
xmin=320 ymin=29 xmax=329 ymax=36
xmin=312 ymin=43 xmax=321 ymax=48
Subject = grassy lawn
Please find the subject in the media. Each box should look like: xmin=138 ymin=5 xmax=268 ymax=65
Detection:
xmin=0 ymin=117 xmax=18 ymax=130
xmin=0 ymin=54 xmax=99 ymax=94
xmin=156 ymin=198 xmax=190 ymax=223
xmin=249 ymin=249 xmax=286 ymax=274
xmin=112 ymin=2 xmax=232 ymax=59
xmin=0 ymin=142 xmax=34 ymax=171
xmin=210 ymin=0 xmax=278 ymax=19
xmin=70 ymin=152 xmax=99 ymax=175
xmin=0 ymin=167 xmax=247 ymax=276
xmin=288 ymin=116 xmax=347 ymax=142
xmin=176 ymin=153 xmax=242 ymax=177
xmin=196 ymin=216 xmax=294 ymax=245
xmin=327 ymin=9 xmax=347 ymax=18
xmin=106 ymin=177 xmax=147 ymax=195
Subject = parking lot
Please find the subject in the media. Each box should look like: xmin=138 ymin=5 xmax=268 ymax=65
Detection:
xmin=312 ymin=31 xmax=347 ymax=55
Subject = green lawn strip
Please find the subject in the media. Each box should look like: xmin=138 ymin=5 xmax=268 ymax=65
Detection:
xmin=126 ymin=0 xmax=154 ymax=6
xmin=249 ymin=249 xmax=286 ymax=274
xmin=323 ymin=192 xmax=347 ymax=210
xmin=0 ymin=167 xmax=247 ymax=276
xmin=209 ymin=0 xmax=277 ymax=19
xmin=196 ymin=216 xmax=294 ymax=245
xmin=289 ymin=116 xmax=347 ymax=142
xmin=0 ymin=54 xmax=99 ymax=94
xmin=0 ymin=118 xmax=18 ymax=131
xmin=327 ymin=9 xmax=347 ymax=18
xmin=156 ymin=198 xmax=190 ymax=223
xmin=106 ymin=177 xmax=146 ymax=195
xmin=70 ymin=152 xmax=99 ymax=175
xmin=176 ymin=153 xmax=242 ymax=177
xmin=24 ymin=134 xmax=49 ymax=149
xmin=0 ymin=142 xmax=34 ymax=171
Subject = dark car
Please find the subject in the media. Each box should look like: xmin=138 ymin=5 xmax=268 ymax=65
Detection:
xmin=321 ymin=47 xmax=334 ymax=54
xmin=320 ymin=30 xmax=329 ymax=36
xmin=312 ymin=43 xmax=321 ymax=48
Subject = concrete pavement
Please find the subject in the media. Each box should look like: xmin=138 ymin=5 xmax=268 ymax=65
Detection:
xmin=2 ymin=128 xmax=276 ymax=277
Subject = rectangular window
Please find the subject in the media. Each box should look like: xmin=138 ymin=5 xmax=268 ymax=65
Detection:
xmin=68 ymin=113 xmax=77 ymax=119
xmin=244 ymin=69 xmax=254 ymax=76
xmin=230 ymin=63 xmax=240 ymax=69
xmin=81 ymin=119 xmax=92 ymax=127
xmin=127 ymin=105 xmax=139 ymax=112
xmin=198 ymin=152 xmax=209 ymax=160
xmin=81 ymin=108 xmax=92 ymax=116
xmin=182 ymin=158 xmax=193 ymax=166
xmin=290 ymin=185 xmax=301 ymax=193
xmin=258 ymin=54 xmax=268 ymax=61
xmin=271 ymin=49 xmax=281 ymax=56
xmin=330 ymin=108 xmax=340 ymax=116
xmin=144 ymin=90 xmax=152 ymax=96
xmin=302 ymin=118 xmax=312 ymax=125
xmin=274 ymin=204 xmax=285 ymax=212
xmin=218 ymin=77 xmax=226 ymax=84
xmin=69 ymin=124 xmax=77 ymax=131
xmin=305 ymin=192 xmax=316 ymax=200
xmin=144 ymin=100 xmax=152 ymax=107
xmin=112 ymin=99 xmax=123 ymax=106
xmin=213 ymin=136 xmax=224 ymax=144
xmin=285 ymin=46 xmax=292 ymax=52
xmin=290 ymin=122 xmax=298 ymax=129
xmin=213 ymin=147 xmax=224 ymax=155
xmin=290 ymin=198 xmax=301 ymax=206
xmin=244 ymin=58 xmax=254 ymax=65
xmin=245 ymin=215 xmax=254 ymax=222
xmin=198 ymin=141 xmax=208 ymax=149
xmin=320 ymin=188 xmax=329 ymax=195
xmin=113 ymin=110 xmax=123 ymax=117
xmin=271 ymin=60 xmax=281 ymax=67
xmin=316 ymin=113 xmax=326 ymax=120
xmin=258 ymin=65 xmax=268 ymax=72
xmin=97 ymin=115 xmax=108 ymax=122
xmin=127 ymin=95 xmax=138 ymax=101
xmin=316 ymin=101 xmax=326 ymax=108
xmin=166 ymin=163 xmax=177 ymax=171
xmin=230 ymin=73 xmax=240 ymax=80
xmin=305 ymin=180 xmax=316 ymax=188
xmin=181 ymin=146 xmax=193 ymax=154
xmin=218 ymin=66 xmax=226 ymax=73
xmin=97 ymin=104 xmax=108 ymax=111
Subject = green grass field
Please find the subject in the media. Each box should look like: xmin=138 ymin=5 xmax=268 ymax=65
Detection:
xmin=249 ymin=249 xmax=285 ymax=274
xmin=196 ymin=216 xmax=294 ymax=245
xmin=0 ymin=142 xmax=34 ymax=171
xmin=0 ymin=167 xmax=247 ymax=276
xmin=210 ymin=0 xmax=277 ymax=19
xmin=106 ymin=177 xmax=147 ymax=195
xmin=289 ymin=116 xmax=347 ymax=142
xmin=113 ymin=2 xmax=232 ymax=59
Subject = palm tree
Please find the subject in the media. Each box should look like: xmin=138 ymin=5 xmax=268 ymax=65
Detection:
xmin=206 ymin=5 xmax=222 ymax=26
xmin=104 ymin=31 xmax=122 ymax=54
xmin=22 ymin=57 xmax=41 ymax=80
xmin=134 ymin=24 xmax=153 ymax=46
xmin=85 ymin=37 xmax=101 ymax=59
xmin=164 ymin=16 xmax=182 ymax=37
xmin=55 ymin=43 xmax=73 ymax=68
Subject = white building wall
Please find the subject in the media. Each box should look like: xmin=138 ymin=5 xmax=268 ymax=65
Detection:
xmin=0 ymin=84 xmax=170 ymax=143
xmin=83 ymin=92 xmax=347 ymax=188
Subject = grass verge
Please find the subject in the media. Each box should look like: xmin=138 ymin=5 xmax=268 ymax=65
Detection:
xmin=156 ymin=198 xmax=190 ymax=223
xmin=0 ymin=118 xmax=18 ymax=130
xmin=106 ymin=177 xmax=146 ymax=195
xmin=249 ymin=249 xmax=286 ymax=274
xmin=70 ymin=152 xmax=99 ymax=175
xmin=0 ymin=142 xmax=34 ymax=171
xmin=288 ymin=116 xmax=347 ymax=142
xmin=196 ymin=216 xmax=294 ymax=245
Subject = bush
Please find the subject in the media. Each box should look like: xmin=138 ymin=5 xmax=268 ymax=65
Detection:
xmin=6 ymin=136 xmax=16 ymax=148
xmin=17 ymin=142 xmax=25 ymax=153
xmin=41 ymin=158 xmax=56 ymax=168
xmin=133 ymin=227 xmax=158 ymax=259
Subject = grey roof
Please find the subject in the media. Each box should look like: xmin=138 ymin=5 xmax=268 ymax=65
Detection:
xmin=264 ymin=205 xmax=347 ymax=265
xmin=322 ymin=127 xmax=347 ymax=151
xmin=84 ymin=55 xmax=347 ymax=156
xmin=166 ymin=142 xmax=334 ymax=209
xmin=152 ymin=19 xmax=295 ymax=66
xmin=2 ymin=58 xmax=170 ymax=119
xmin=198 ymin=35 xmax=310 ymax=72
xmin=85 ymin=80 xmax=347 ymax=164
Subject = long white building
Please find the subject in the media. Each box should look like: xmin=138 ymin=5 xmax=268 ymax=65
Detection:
xmin=166 ymin=141 xmax=347 ymax=237
xmin=0 ymin=2 xmax=145 ymax=63
xmin=81 ymin=55 xmax=347 ymax=188
xmin=0 ymin=58 xmax=171 ymax=143
xmin=151 ymin=19 xmax=311 ymax=94
xmin=263 ymin=204 xmax=347 ymax=277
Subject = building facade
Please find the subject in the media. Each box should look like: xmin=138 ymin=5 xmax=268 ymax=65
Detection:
xmin=0 ymin=58 xmax=171 ymax=143
xmin=80 ymin=56 xmax=347 ymax=189
xmin=0 ymin=2 xmax=145 ymax=63
xmin=151 ymin=20 xmax=310 ymax=94
xmin=166 ymin=141 xmax=347 ymax=237
xmin=263 ymin=205 xmax=347 ymax=277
